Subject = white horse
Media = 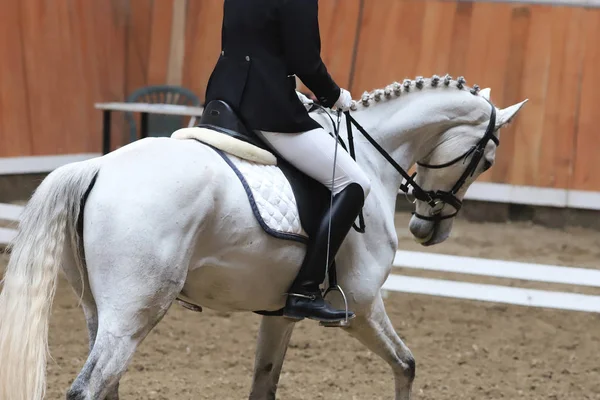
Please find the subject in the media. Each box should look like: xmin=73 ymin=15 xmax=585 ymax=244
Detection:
xmin=0 ymin=75 xmax=526 ymax=400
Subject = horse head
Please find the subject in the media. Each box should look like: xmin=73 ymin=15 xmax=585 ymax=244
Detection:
xmin=327 ymin=75 xmax=528 ymax=246
xmin=408 ymin=86 xmax=527 ymax=245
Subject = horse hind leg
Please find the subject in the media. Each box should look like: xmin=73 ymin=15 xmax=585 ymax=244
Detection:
xmin=65 ymin=257 xmax=187 ymax=400
xmin=61 ymin=243 xmax=114 ymax=399
xmin=63 ymin=289 xmax=120 ymax=400
xmin=66 ymin=323 xmax=141 ymax=400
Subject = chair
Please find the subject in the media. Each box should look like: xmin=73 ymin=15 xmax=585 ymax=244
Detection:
xmin=125 ymin=85 xmax=201 ymax=143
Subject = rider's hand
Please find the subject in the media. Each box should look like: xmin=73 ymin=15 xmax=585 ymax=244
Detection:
xmin=334 ymin=88 xmax=353 ymax=111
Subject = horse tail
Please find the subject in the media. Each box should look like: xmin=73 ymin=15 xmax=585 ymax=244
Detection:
xmin=0 ymin=158 xmax=101 ymax=400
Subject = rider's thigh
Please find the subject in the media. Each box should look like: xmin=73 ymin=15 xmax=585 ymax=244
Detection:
xmin=258 ymin=128 xmax=371 ymax=198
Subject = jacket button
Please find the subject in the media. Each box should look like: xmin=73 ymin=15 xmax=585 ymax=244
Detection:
xmin=245 ymin=56 xmax=250 ymax=61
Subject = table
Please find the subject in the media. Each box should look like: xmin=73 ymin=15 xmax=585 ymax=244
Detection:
xmin=94 ymin=102 xmax=205 ymax=154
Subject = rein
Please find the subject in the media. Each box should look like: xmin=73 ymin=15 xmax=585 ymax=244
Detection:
xmin=316 ymin=96 xmax=498 ymax=226
xmin=318 ymin=106 xmax=366 ymax=233
xmin=343 ymin=98 xmax=498 ymax=223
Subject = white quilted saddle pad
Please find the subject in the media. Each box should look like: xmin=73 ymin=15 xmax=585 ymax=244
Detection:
xmin=228 ymin=155 xmax=308 ymax=239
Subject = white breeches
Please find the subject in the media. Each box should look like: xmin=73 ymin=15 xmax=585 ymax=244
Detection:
xmin=258 ymin=128 xmax=371 ymax=198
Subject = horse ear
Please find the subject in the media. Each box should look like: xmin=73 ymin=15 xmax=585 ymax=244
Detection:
xmin=479 ymin=88 xmax=491 ymax=101
xmin=496 ymin=99 xmax=528 ymax=127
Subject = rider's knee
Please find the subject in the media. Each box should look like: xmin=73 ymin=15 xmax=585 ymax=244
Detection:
xmin=339 ymin=178 xmax=370 ymax=200
xmin=354 ymin=172 xmax=371 ymax=200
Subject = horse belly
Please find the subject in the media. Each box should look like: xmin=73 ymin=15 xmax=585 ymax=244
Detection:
xmin=180 ymin=229 xmax=306 ymax=312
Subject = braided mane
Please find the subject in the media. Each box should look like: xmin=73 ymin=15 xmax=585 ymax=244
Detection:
xmin=348 ymin=74 xmax=481 ymax=110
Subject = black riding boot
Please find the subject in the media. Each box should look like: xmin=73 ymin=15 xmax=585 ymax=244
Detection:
xmin=283 ymin=182 xmax=365 ymax=323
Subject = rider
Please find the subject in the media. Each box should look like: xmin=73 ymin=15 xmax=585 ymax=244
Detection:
xmin=204 ymin=0 xmax=371 ymax=323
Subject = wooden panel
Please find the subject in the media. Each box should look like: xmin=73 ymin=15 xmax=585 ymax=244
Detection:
xmin=313 ymin=0 xmax=362 ymax=91
xmin=12 ymin=0 xmax=127 ymax=155
xmin=571 ymin=9 xmax=600 ymax=191
xmin=125 ymin=0 xmax=153 ymax=96
xmin=352 ymin=0 xmax=417 ymax=93
xmin=0 ymin=0 xmax=598 ymax=194
xmin=508 ymin=6 xmax=552 ymax=186
xmin=414 ymin=1 xmax=458 ymax=75
xmin=506 ymin=5 xmax=584 ymax=188
xmin=89 ymin=1 xmax=129 ymax=151
xmin=352 ymin=0 xmax=488 ymax=93
xmin=466 ymin=3 xmax=514 ymax=184
xmin=147 ymin=0 xmax=175 ymax=86
xmin=19 ymin=0 xmax=67 ymax=154
xmin=488 ymin=5 xmax=530 ymax=184
xmin=352 ymin=0 xmax=522 ymax=184
xmin=351 ymin=0 xmax=596 ymax=190
xmin=446 ymin=2 xmax=473 ymax=76
xmin=67 ymin=0 xmax=129 ymax=152
xmin=166 ymin=0 xmax=188 ymax=86
xmin=0 ymin=1 xmax=32 ymax=157
xmin=181 ymin=0 xmax=225 ymax=102
xmin=537 ymin=7 xmax=585 ymax=188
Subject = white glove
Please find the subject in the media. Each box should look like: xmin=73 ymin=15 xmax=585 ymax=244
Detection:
xmin=295 ymin=90 xmax=314 ymax=111
xmin=334 ymin=88 xmax=353 ymax=111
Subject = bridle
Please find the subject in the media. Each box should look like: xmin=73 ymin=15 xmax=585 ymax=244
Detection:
xmin=409 ymin=98 xmax=499 ymax=221
xmin=314 ymin=96 xmax=498 ymax=230
xmin=332 ymin=97 xmax=498 ymax=228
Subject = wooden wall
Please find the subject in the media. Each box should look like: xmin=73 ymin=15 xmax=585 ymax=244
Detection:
xmin=0 ymin=0 xmax=599 ymax=192
xmin=0 ymin=0 xmax=128 ymax=156
xmin=349 ymin=1 xmax=600 ymax=192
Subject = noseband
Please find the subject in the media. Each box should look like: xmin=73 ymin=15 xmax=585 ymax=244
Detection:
xmin=342 ymin=97 xmax=498 ymax=224
xmin=411 ymin=100 xmax=498 ymax=221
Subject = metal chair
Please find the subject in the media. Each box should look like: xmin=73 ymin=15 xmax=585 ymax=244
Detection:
xmin=125 ymin=85 xmax=201 ymax=143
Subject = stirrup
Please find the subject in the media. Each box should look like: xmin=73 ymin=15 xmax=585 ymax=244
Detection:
xmin=319 ymin=285 xmax=354 ymax=328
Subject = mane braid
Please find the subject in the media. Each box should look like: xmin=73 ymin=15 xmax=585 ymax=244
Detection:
xmin=349 ymin=73 xmax=481 ymax=110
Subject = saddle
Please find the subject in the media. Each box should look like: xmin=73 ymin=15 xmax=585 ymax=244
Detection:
xmin=172 ymin=101 xmax=338 ymax=316
xmin=178 ymin=100 xmax=333 ymax=243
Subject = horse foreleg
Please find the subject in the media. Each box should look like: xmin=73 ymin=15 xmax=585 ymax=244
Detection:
xmin=346 ymin=293 xmax=415 ymax=400
xmin=248 ymin=316 xmax=296 ymax=400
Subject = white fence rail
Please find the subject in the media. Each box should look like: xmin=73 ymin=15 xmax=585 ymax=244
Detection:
xmin=383 ymin=275 xmax=600 ymax=314
xmin=0 ymin=227 xmax=16 ymax=246
xmin=0 ymin=203 xmax=21 ymax=247
xmin=0 ymin=203 xmax=23 ymax=222
xmin=386 ymin=251 xmax=600 ymax=313
xmin=393 ymin=250 xmax=600 ymax=288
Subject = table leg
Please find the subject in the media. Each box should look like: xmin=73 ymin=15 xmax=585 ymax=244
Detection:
xmin=141 ymin=112 xmax=149 ymax=139
xmin=102 ymin=110 xmax=111 ymax=155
